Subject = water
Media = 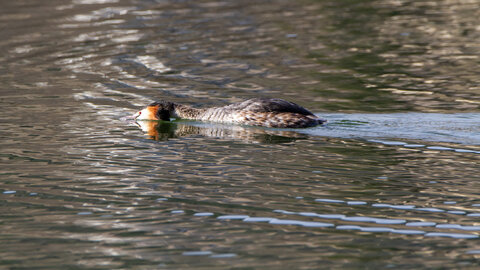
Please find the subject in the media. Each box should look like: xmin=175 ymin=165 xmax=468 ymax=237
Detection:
xmin=1 ymin=0 xmax=480 ymax=268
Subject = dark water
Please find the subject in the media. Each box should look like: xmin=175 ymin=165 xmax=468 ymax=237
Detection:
xmin=1 ymin=0 xmax=480 ymax=268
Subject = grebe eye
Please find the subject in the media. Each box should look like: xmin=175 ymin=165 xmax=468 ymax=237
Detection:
xmin=138 ymin=111 xmax=142 ymax=115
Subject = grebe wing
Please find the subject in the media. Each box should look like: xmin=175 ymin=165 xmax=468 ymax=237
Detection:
xmin=226 ymin=98 xmax=315 ymax=116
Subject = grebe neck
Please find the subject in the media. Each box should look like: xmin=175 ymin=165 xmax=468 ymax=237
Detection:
xmin=172 ymin=104 xmax=206 ymax=120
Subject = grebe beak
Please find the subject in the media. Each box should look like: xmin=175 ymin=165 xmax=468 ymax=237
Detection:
xmin=122 ymin=111 xmax=140 ymax=121
xmin=120 ymin=111 xmax=141 ymax=121
xmin=133 ymin=111 xmax=141 ymax=120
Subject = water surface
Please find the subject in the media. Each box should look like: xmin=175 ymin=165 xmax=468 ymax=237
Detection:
xmin=1 ymin=0 xmax=480 ymax=269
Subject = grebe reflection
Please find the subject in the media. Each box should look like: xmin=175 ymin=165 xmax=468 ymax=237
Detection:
xmin=134 ymin=120 xmax=308 ymax=143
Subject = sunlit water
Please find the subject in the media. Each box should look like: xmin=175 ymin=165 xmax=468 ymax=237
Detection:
xmin=1 ymin=0 xmax=480 ymax=269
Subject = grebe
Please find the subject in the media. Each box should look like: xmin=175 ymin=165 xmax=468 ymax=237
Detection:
xmin=132 ymin=98 xmax=326 ymax=128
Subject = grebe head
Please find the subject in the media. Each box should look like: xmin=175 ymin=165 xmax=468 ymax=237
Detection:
xmin=133 ymin=101 xmax=175 ymax=121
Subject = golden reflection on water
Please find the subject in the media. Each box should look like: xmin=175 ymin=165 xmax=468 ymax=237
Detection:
xmin=373 ymin=0 xmax=480 ymax=111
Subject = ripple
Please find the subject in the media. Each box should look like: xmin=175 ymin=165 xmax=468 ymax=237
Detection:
xmin=314 ymin=198 xmax=345 ymax=203
xmin=336 ymin=225 xmax=362 ymax=230
xmin=425 ymin=233 xmax=478 ymax=239
xmin=447 ymin=210 xmax=466 ymax=215
xmin=193 ymin=212 xmax=214 ymax=217
xmin=269 ymin=219 xmax=334 ymax=228
xmin=341 ymin=216 xmax=406 ymax=225
xmin=306 ymin=113 xmax=480 ymax=145
xmin=243 ymin=217 xmax=277 ymax=222
xmin=317 ymin=214 xmax=346 ymax=219
xmin=273 ymin=210 xmax=295 ymax=215
xmin=73 ymin=0 xmax=119 ymax=4
xmin=436 ymin=224 xmax=480 ymax=231
xmin=71 ymin=7 xmax=134 ymax=22
xmin=217 ymin=215 xmax=250 ymax=220
xmin=210 ymin=253 xmax=237 ymax=258
xmin=415 ymin=208 xmax=445 ymax=213
xmin=426 ymin=146 xmax=454 ymax=151
xmin=183 ymin=251 xmax=213 ymax=256
xmin=201 ymin=210 xmax=479 ymax=239
xmin=347 ymin=201 xmax=367 ymax=205
xmin=406 ymin=222 xmax=437 ymax=227
xmin=360 ymin=227 xmax=394 ymax=233
xmin=131 ymin=56 xmax=172 ymax=73
xmin=404 ymin=144 xmax=426 ymax=148
xmin=391 ymin=229 xmax=425 ymax=235
xmin=443 ymin=201 xmax=457 ymax=205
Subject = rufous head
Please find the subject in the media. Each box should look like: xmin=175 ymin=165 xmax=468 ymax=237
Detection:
xmin=133 ymin=101 xmax=175 ymax=121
